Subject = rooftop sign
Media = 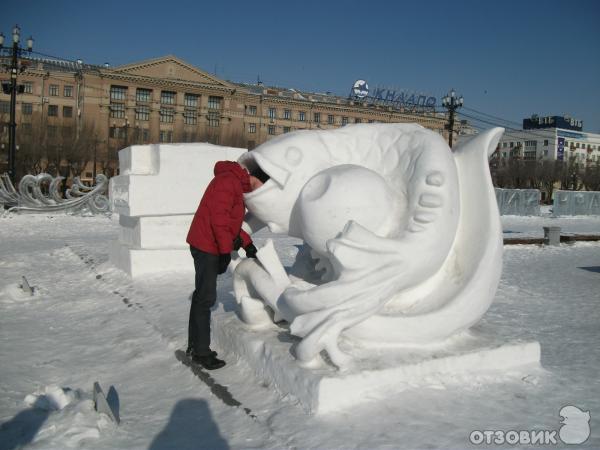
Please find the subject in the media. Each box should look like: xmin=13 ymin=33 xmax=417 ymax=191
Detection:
xmin=349 ymin=80 xmax=437 ymax=111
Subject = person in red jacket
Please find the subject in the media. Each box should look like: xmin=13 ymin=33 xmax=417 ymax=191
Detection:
xmin=185 ymin=160 xmax=266 ymax=370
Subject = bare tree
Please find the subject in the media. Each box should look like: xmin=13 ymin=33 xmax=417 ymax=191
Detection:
xmin=581 ymin=161 xmax=600 ymax=191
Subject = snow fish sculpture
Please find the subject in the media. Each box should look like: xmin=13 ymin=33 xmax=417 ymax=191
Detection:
xmin=234 ymin=123 xmax=504 ymax=369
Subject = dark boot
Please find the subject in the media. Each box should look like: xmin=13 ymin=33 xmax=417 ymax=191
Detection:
xmin=186 ymin=346 xmax=217 ymax=358
xmin=191 ymin=352 xmax=226 ymax=370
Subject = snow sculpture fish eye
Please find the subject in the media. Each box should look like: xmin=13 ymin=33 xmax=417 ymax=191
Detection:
xmin=285 ymin=146 xmax=303 ymax=166
xmin=235 ymin=123 xmax=505 ymax=369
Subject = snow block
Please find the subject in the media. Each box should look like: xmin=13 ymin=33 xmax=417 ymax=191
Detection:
xmin=109 ymin=143 xmax=246 ymax=277
xmin=212 ymin=308 xmax=542 ymax=415
xmin=495 ymin=188 xmax=541 ymax=216
xmin=553 ymin=190 xmax=600 ymax=216
xmin=118 ymin=215 xmax=194 ymax=249
xmin=110 ymin=143 xmax=247 ymax=217
xmin=109 ymin=241 xmax=191 ymax=278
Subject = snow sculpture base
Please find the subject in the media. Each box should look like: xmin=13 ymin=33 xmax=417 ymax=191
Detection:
xmin=212 ymin=308 xmax=541 ymax=414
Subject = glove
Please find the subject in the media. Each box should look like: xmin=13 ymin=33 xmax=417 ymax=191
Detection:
xmin=217 ymin=253 xmax=231 ymax=274
xmin=232 ymin=235 xmax=243 ymax=251
xmin=244 ymin=243 xmax=258 ymax=259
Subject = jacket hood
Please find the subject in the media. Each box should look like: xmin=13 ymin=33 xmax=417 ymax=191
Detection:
xmin=214 ymin=161 xmax=251 ymax=193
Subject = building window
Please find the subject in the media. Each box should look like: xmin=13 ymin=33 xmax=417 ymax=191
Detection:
xmin=64 ymin=85 xmax=73 ymax=97
xmin=136 ymin=88 xmax=152 ymax=103
xmin=246 ymin=105 xmax=257 ymax=116
xmin=184 ymin=109 xmax=197 ymax=125
xmin=502 ymin=142 xmax=507 ymax=148
xmin=109 ymin=126 xmax=127 ymax=139
xmin=283 ymin=126 xmax=291 ymax=133
xmin=23 ymin=82 xmax=33 ymax=94
xmin=355 ymin=118 xmax=362 ymax=123
xmin=22 ymin=103 xmax=33 ymax=115
xmin=49 ymin=84 xmax=59 ymax=96
xmin=299 ymin=111 xmax=305 ymax=121
xmin=48 ymin=105 xmax=58 ymax=117
xmin=0 ymin=101 xmax=9 ymax=113
xmin=248 ymin=123 xmax=256 ymax=134
xmin=136 ymin=105 xmax=150 ymax=121
xmin=342 ymin=116 xmax=348 ymax=126
xmin=160 ymin=107 xmax=175 ymax=123
xmin=284 ymin=109 xmax=291 ymax=120
xmin=510 ymin=142 xmax=514 ymax=148
xmin=328 ymin=114 xmax=334 ymax=125
xmin=110 ymin=103 xmax=125 ymax=118
xmin=184 ymin=93 xmax=199 ymax=108
xmin=314 ymin=112 xmax=320 ymax=123
xmin=159 ymin=130 xmax=173 ymax=143
xmin=143 ymin=129 xmax=150 ymax=142
xmin=207 ymin=111 xmax=220 ymax=127
xmin=63 ymin=106 xmax=73 ymax=118
xmin=47 ymin=125 xmax=57 ymax=137
xmin=208 ymin=96 xmax=222 ymax=110
xmin=110 ymin=85 xmax=127 ymax=101
xmin=268 ymin=125 xmax=275 ymax=135
xmin=544 ymin=139 xmax=549 ymax=146
xmin=160 ymin=90 xmax=175 ymax=105
xmin=268 ymin=108 xmax=276 ymax=119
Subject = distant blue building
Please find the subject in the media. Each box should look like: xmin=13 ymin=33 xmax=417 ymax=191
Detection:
xmin=496 ymin=114 xmax=599 ymax=163
xmin=523 ymin=115 xmax=583 ymax=132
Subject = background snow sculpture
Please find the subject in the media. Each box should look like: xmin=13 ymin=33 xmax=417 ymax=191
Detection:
xmin=234 ymin=124 xmax=505 ymax=368
xmin=0 ymin=173 xmax=109 ymax=214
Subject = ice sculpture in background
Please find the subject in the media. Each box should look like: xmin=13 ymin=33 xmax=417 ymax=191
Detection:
xmin=0 ymin=173 xmax=109 ymax=214
xmin=233 ymin=124 xmax=505 ymax=369
xmin=495 ymin=188 xmax=541 ymax=216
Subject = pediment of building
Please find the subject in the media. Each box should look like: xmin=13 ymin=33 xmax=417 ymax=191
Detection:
xmin=112 ymin=55 xmax=232 ymax=87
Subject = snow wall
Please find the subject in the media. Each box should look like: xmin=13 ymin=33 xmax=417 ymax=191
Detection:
xmin=494 ymin=188 xmax=541 ymax=216
xmin=552 ymin=190 xmax=600 ymax=216
xmin=109 ymin=143 xmax=246 ymax=277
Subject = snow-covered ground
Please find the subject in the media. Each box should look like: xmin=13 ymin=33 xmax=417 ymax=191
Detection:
xmin=0 ymin=213 xmax=599 ymax=450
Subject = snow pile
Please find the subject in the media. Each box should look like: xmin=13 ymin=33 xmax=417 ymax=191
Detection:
xmin=24 ymin=385 xmax=79 ymax=411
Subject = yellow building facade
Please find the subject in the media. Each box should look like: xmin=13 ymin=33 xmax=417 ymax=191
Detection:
xmin=0 ymin=55 xmax=449 ymax=182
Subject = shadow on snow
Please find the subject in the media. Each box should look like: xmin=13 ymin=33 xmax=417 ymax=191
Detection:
xmin=148 ymin=398 xmax=229 ymax=450
xmin=0 ymin=406 xmax=50 ymax=450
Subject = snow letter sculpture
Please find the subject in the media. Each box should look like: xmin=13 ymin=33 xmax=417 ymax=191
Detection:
xmin=234 ymin=124 xmax=504 ymax=369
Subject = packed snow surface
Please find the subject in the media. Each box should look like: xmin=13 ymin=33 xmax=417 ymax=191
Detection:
xmin=0 ymin=213 xmax=599 ymax=449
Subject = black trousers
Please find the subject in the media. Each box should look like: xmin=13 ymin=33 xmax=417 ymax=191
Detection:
xmin=188 ymin=246 xmax=219 ymax=356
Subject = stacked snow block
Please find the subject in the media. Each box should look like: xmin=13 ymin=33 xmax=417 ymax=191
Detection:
xmin=553 ymin=190 xmax=600 ymax=216
xmin=109 ymin=143 xmax=246 ymax=277
xmin=494 ymin=188 xmax=541 ymax=216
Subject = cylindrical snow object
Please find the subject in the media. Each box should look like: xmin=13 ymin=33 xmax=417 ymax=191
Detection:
xmin=543 ymin=226 xmax=561 ymax=246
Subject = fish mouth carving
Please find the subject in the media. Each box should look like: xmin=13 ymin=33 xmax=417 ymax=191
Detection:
xmin=240 ymin=152 xmax=288 ymax=194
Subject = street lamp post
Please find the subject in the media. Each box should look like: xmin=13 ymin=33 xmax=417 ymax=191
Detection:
xmin=0 ymin=25 xmax=34 ymax=183
xmin=441 ymin=89 xmax=463 ymax=148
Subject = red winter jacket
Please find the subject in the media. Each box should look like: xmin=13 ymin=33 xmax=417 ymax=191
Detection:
xmin=186 ymin=161 xmax=253 ymax=255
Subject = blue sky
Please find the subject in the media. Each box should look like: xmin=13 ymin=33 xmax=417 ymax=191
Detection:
xmin=2 ymin=0 xmax=599 ymax=132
